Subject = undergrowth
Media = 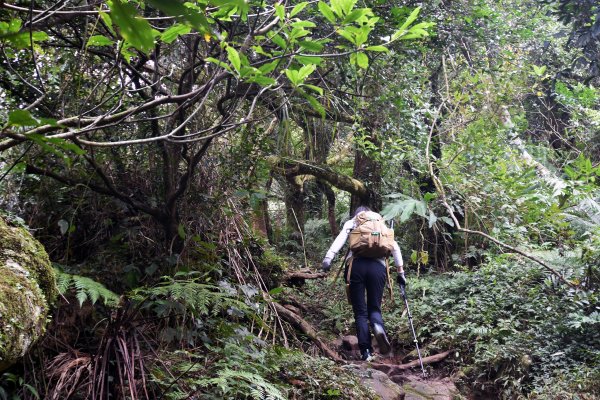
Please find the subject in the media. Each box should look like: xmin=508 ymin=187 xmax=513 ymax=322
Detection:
xmin=383 ymin=251 xmax=600 ymax=399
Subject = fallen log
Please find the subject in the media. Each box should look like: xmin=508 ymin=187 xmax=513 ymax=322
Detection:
xmin=272 ymin=302 xmax=343 ymax=362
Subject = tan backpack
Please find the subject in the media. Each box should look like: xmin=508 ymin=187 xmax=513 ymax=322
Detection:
xmin=348 ymin=211 xmax=395 ymax=258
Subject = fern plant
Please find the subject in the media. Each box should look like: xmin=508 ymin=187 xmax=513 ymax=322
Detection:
xmin=202 ymin=369 xmax=287 ymax=400
xmin=130 ymin=273 xmax=250 ymax=319
xmin=54 ymin=266 xmax=119 ymax=307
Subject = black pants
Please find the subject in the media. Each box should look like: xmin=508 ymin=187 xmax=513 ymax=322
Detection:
xmin=346 ymin=257 xmax=387 ymax=353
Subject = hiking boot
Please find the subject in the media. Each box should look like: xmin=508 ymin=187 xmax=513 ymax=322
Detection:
xmin=372 ymin=323 xmax=391 ymax=355
xmin=361 ymin=349 xmax=374 ymax=362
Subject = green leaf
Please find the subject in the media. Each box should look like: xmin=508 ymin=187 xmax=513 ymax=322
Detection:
xmin=298 ymin=64 xmax=316 ymax=80
xmin=285 ymin=69 xmax=300 ymax=85
xmin=100 ymin=12 xmax=116 ymax=36
xmin=398 ymin=6 xmax=421 ymax=32
xmin=356 ymin=52 xmax=368 ymax=69
xmin=108 ymin=0 xmax=155 ymax=54
xmin=268 ymin=287 xmax=284 ymax=295
xmin=226 ymin=46 xmax=241 ymax=72
xmin=299 ymin=40 xmax=324 ymax=52
xmin=336 ymin=0 xmax=357 ymax=16
xmin=295 ymin=55 xmax=323 ymax=65
xmin=365 ymin=45 xmax=389 ymax=52
xmin=290 ymin=2 xmax=309 ymax=18
xmin=318 ymin=2 xmax=336 ymax=23
xmin=428 ymin=211 xmax=437 ymax=228
xmin=289 ymin=27 xmax=310 ymax=41
xmin=248 ymin=75 xmax=276 ymax=86
xmin=258 ymin=61 xmax=278 ymax=74
xmin=147 ymin=0 xmax=210 ymax=32
xmin=275 ymin=4 xmax=285 ymax=20
xmin=440 ymin=216 xmax=454 ymax=227
xmin=7 ymin=110 xmax=39 ymax=127
xmin=270 ymin=33 xmax=287 ymax=49
xmin=343 ymin=8 xmax=367 ymax=24
xmin=178 ymin=223 xmax=186 ymax=239
xmin=87 ymin=35 xmax=114 ymax=47
xmin=76 ymin=290 xmax=88 ymax=307
xmin=45 ymin=137 xmax=86 ymax=155
xmin=399 ymin=201 xmax=416 ymax=222
xmin=302 ymin=84 xmax=323 ymax=95
xmin=160 ymin=24 xmax=191 ymax=43
xmin=306 ymin=94 xmax=325 ymax=117
xmin=337 ymin=28 xmax=355 ymax=44
xmin=205 ymin=57 xmax=233 ymax=72
xmin=330 ymin=0 xmax=343 ymax=17
xmin=291 ymin=20 xmax=317 ymax=29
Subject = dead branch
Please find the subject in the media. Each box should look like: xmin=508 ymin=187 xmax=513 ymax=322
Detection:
xmin=283 ymin=269 xmax=328 ymax=281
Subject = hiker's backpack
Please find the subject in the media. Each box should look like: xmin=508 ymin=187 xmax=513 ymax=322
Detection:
xmin=348 ymin=211 xmax=395 ymax=258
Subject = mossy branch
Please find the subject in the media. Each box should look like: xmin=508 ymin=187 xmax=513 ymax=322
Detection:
xmin=266 ymin=156 xmax=368 ymax=199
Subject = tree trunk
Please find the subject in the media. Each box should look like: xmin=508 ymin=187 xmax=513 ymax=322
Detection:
xmin=350 ymin=129 xmax=382 ymax=212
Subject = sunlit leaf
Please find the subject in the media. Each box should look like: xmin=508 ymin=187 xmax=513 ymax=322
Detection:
xmin=87 ymin=35 xmax=114 ymax=47
xmin=318 ymin=1 xmax=336 ymax=23
xmin=161 ymin=24 xmax=191 ymax=43
xmin=290 ymin=2 xmax=309 ymax=17
xmin=226 ymin=46 xmax=241 ymax=71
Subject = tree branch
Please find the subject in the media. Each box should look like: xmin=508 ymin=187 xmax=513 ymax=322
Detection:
xmin=267 ymin=156 xmax=368 ymax=199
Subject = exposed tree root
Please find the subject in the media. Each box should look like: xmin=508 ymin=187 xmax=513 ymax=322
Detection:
xmin=367 ymin=350 xmax=452 ymax=376
xmin=272 ymin=302 xmax=343 ymax=362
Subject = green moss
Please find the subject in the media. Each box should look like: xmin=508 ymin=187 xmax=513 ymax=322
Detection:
xmin=0 ymin=216 xmax=57 ymax=371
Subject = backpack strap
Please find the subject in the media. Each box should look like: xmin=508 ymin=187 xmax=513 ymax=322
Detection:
xmin=385 ymin=258 xmax=394 ymax=302
xmin=345 ymin=256 xmax=354 ymax=305
xmin=332 ymin=246 xmax=351 ymax=285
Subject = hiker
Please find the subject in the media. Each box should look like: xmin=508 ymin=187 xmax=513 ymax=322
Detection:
xmin=321 ymin=206 xmax=405 ymax=362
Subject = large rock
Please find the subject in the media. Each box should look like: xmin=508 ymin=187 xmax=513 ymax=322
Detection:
xmin=0 ymin=216 xmax=57 ymax=371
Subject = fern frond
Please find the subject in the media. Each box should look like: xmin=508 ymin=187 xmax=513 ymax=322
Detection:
xmin=53 ymin=269 xmax=119 ymax=307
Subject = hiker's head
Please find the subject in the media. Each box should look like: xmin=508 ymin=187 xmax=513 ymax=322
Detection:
xmin=353 ymin=205 xmax=371 ymax=217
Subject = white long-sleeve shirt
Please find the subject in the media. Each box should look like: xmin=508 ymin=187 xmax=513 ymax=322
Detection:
xmin=324 ymin=217 xmax=404 ymax=271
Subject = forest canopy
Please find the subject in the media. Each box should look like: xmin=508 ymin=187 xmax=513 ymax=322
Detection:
xmin=0 ymin=0 xmax=599 ymax=399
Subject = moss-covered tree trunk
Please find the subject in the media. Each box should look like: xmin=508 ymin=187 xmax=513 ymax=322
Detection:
xmin=0 ymin=216 xmax=57 ymax=371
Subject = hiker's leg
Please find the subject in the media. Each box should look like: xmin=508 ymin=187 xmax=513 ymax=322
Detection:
xmin=365 ymin=259 xmax=387 ymax=328
xmin=349 ymin=259 xmax=370 ymax=353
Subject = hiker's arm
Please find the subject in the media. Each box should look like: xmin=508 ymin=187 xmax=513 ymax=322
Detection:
xmin=392 ymin=242 xmax=404 ymax=273
xmin=324 ymin=220 xmax=353 ymax=260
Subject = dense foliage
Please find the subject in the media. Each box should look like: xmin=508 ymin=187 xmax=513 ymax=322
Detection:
xmin=1 ymin=0 xmax=599 ymax=398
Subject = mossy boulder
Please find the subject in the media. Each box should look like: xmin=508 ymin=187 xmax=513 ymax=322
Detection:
xmin=0 ymin=216 xmax=57 ymax=371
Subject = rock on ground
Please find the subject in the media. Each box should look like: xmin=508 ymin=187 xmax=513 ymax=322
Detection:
xmin=344 ymin=364 xmax=406 ymax=400
xmin=394 ymin=374 xmax=458 ymax=400
xmin=0 ymin=216 xmax=57 ymax=371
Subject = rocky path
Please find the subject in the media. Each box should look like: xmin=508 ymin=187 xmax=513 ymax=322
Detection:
xmin=335 ymin=336 xmax=458 ymax=400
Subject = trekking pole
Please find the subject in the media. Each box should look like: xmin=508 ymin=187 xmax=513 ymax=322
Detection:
xmin=399 ymin=283 xmax=427 ymax=378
